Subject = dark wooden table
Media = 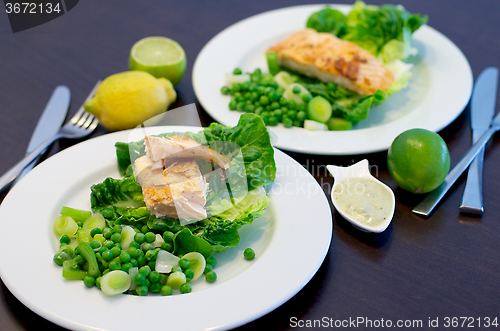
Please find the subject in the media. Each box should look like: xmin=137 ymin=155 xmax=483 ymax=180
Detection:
xmin=1 ymin=1 xmax=500 ymax=330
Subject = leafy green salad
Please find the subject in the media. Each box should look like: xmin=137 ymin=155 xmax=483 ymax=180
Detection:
xmin=221 ymin=1 xmax=428 ymax=131
xmin=52 ymin=113 xmax=276 ymax=296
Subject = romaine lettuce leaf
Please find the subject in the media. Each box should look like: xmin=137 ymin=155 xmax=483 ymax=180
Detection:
xmin=306 ymin=6 xmax=346 ymax=36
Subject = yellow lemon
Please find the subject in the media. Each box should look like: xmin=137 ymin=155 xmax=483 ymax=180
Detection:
xmin=84 ymin=71 xmax=177 ymax=131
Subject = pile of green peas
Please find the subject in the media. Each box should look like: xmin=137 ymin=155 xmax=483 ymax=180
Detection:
xmin=54 ymin=222 xmax=218 ymax=296
xmin=221 ymin=68 xmax=310 ymax=128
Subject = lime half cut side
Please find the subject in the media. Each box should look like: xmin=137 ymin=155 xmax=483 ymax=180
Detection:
xmin=129 ymin=36 xmax=187 ymax=86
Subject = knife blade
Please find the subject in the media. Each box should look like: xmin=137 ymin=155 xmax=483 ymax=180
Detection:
xmin=13 ymin=85 xmax=71 ymax=184
xmin=459 ymin=67 xmax=498 ymax=214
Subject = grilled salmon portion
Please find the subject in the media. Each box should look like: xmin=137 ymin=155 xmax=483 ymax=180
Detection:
xmin=145 ymin=135 xmax=231 ymax=170
xmin=267 ymin=29 xmax=394 ymax=95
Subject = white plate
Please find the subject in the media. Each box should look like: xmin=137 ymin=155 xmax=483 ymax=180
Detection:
xmin=193 ymin=4 xmax=473 ymax=155
xmin=0 ymin=126 xmax=332 ymax=331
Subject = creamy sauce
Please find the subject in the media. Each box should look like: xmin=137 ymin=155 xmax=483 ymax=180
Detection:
xmin=333 ymin=177 xmax=393 ymax=227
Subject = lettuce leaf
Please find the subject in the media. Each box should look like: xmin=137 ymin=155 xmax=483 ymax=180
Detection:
xmin=306 ymin=7 xmax=346 ymax=36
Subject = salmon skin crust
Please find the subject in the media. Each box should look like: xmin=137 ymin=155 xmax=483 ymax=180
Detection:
xmin=267 ymin=29 xmax=394 ymax=96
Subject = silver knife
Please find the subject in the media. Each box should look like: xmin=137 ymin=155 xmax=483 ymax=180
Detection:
xmin=460 ymin=67 xmax=498 ymax=214
xmin=13 ymin=85 xmax=71 ymax=185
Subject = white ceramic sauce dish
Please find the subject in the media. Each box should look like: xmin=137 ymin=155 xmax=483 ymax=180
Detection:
xmin=327 ymin=159 xmax=395 ymax=233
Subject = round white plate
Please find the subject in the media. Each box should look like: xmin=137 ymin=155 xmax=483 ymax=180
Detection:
xmin=0 ymin=126 xmax=332 ymax=331
xmin=193 ymin=4 xmax=473 ymax=155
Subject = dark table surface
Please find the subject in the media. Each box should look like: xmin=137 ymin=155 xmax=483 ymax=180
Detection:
xmin=1 ymin=0 xmax=500 ymax=330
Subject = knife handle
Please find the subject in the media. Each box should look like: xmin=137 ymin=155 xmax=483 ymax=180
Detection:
xmin=459 ymin=147 xmax=485 ymax=214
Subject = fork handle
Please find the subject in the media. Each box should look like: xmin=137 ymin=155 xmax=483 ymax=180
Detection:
xmin=0 ymin=135 xmax=61 ymax=193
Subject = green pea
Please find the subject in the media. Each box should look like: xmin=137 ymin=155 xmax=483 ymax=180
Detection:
xmin=142 ymin=243 xmax=154 ymax=252
xmin=206 ymin=256 xmax=217 ymax=268
xmin=288 ymin=100 xmax=297 ymax=110
xmin=144 ymin=232 xmax=155 ymax=243
xmin=236 ymin=102 xmax=245 ymax=111
xmin=270 ymin=101 xmax=280 ymax=110
xmin=259 ymin=95 xmax=269 ymax=105
xmin=268 ymin=116 xmax=278 ymax=126
xmin=292 ymin=85 xmax=301 ymax=94
xmin=254 ymin=106 xmax=264 ymax=115
xmin=127 ymin=247 xmax=140 ymax=258
xmin=59 ymin=234 xmax=71 ymax=245
xmin=162 ymin=231 xmax=174 ymax=243
xmin=53 ymin=252 xmax=69 ymax=266
xmin=184 ymin=268 xmax=194 ymax=279
xmin=110 ymin=246 xmax=121 ymax=257
xmin=141 ymin=225 xmax=149 ymax=234
xmin=221 ymin=86 xmax=230 ymax=95
xmin=121 ymin=262 xmax=133 ymax=273
xmin=102 ymin=227 xmax=113 ymax=239
xmin=245 ymin=104 xmax=255 ymax=113
xmin=83 ymin=276 xmax=95 ymax=288
xmin=228 ymin=100 xmax=237 ymax=110
xmin=205 ymin=271 xmax=217 ymax=283
xmin=302 ymin=94 xmax=311 ymax=103
xmin=112 ymin=225 xmax=122 ymax=234
xmin=279 ymin=97 xmax=288 ymax=106
xmin=204 ymin=264 xmax=213 ymax=273
xmin=137 ymin=255 xmax=148 ymax=267
xmin=244 ymin=248 xmax=256 ymax=260
xmin=129 ymin=240 xmax=141 ymax=249
xmin=180 ymin=283 xmax=192 ymax=294
xmin=161 ymin=242 xmax=173 ymax=252
xmin=134 ymin=273 xmax=147 ymax=286
xmin=233 ymin=68 xmax=242 ymax=75
xmin=90 ymin=228 xmax=102 ymax=238
xmin=119 ymin=251 xmax=131 ymax=263
xmin=161 ymin=285 xmax=173 ymax=296
xmin=287 ymin=110 xmax=297 ymax=120
xmin=102 ymin=250 xmax=114 ymax=262
xmin=297 ymin=111 xmax=307 ymax=121
xmin=283 ymin=118 xmax=293 ymax=128
xmin=150 ymin=282 xmax=162 ymax=293
xmin=134 ymin=233 xmax=145 ymax=244
xmin=109 ymin=260 xmax=121 ymax=271
xmin=135 ymin=285 xmax=148 ymax=296
xmin=149 ymin=271 xmax=161 ymax=283
xmin=178 ymin=258 xmax=190 ymax=270
xmin=139 ymin=265 xmax=151 ymax=277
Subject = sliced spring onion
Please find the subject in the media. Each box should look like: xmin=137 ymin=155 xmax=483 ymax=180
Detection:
xmin=54 ymin=215 xmax=78 ymax=236
xmin=307 ymin=96 xmax=333 ymax=123
xmin=327 ymin=117 xmax=352 ymax=131
xmin=155 ymin=250 xmax=180 ymax=273
xmin=181 ymin=252 xmax=206 ymax=281
xmin=304 ymin=120 xmax=328 ymax=131
xmin=266 ymin=52 xmax=281 ymax=75
xmin=152 ymin=234 xmax=165 ymax=248
xmin=120 ymin=226 xmax=136 ymax=250
xmin=60 ymin=206 xmax=92 ymax=222
xmin=100 ymin=270 xmax=131 ymax=296
xmin=166 ymin=271 xmax=186 ymax=289
xmin=225 ymin=73 xmax=250 ymax=87
xmin=128 ymin=267 xmax=139 ymax=291
xmin=273 ymin=71 xmax=295 ymax=89
xmin=284 ymin=83 xmax=312 ymax=105
xmin=76 ymin=229 xmax=91 ymax=243
xmin=82 ymin=213 xmax=106 ymax=234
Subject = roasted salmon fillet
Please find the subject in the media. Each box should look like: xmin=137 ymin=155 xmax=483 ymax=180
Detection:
xmin=267 ymin=29 xmax=394 ymax=95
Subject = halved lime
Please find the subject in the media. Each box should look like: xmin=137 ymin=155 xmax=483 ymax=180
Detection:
xmin=129 ymin=36 xmax=187 ymax=86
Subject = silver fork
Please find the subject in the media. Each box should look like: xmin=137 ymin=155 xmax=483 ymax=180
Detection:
xmin=0 ymin=81 xmax=101 ymax=193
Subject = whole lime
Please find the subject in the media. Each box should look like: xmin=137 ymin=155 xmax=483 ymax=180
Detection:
xmin=387 ymin=128 xmax=450 ymax=194
xmin=84 ymin=71 xmax=177 ymax=131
